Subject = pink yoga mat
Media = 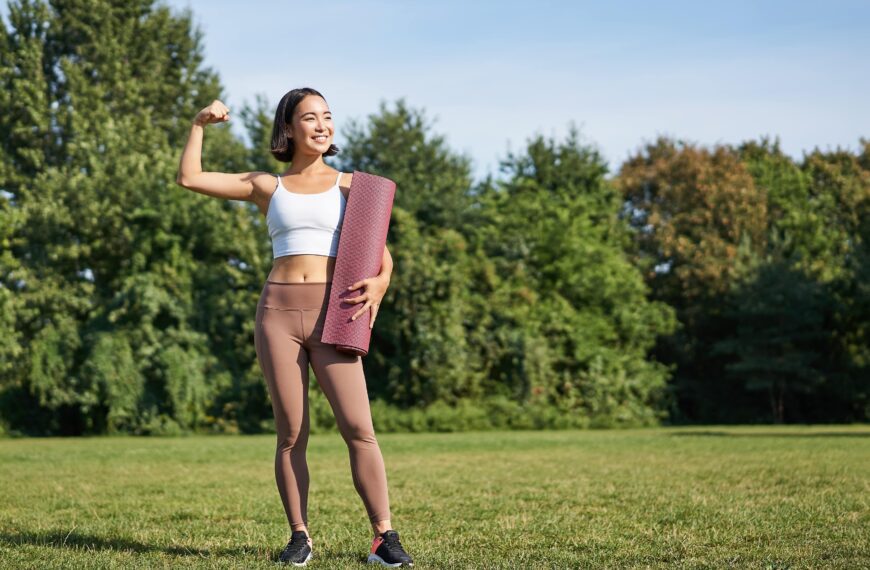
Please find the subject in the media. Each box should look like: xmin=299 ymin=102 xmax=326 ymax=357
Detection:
xmin=321 ymin=170 xmax=396 ymax=356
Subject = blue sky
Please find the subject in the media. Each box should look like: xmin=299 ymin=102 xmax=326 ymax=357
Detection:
xmin=5 ymin=0 xmax=870 ymax=182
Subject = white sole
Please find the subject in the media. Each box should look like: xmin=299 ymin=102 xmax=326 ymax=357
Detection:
xmin=277 ymin=549 xmax=312 ymax=566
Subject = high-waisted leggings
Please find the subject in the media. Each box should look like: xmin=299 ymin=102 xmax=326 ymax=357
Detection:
xmin=254 ymin=280 xmax=391 ymax=529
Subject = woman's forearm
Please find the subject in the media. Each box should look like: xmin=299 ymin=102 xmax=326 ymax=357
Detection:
xmin=378 ymin=245 xmax=393 ymax=282
xmin=176 ymin=120 xmax=206 ymax=183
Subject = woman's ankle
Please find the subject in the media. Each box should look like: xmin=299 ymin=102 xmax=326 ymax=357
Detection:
xmin=291 ymin=523 xmax=310 ymax=538
xmin=371 ymin=518 xmax=392 ymax=536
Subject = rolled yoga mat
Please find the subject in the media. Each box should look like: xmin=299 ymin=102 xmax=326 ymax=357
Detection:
xmin=321 ymin=170 xmax=396 ymax=356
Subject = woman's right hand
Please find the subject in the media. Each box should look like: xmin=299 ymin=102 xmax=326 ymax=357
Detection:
xmin=193 ymin=100 xmax=230 ymax=126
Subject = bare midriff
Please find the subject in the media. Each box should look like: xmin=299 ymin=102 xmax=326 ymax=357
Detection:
xmin=267 ymin=254 xmax=337 ymax=283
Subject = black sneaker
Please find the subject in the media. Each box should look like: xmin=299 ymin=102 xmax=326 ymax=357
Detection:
xmin=367 ymin=529 xmax=414 ymax=567
xmin=278 ymin=530 xmax=313 ymax=566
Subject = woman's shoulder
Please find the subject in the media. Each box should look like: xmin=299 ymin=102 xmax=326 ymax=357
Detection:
xmin=251 ymin=170 xmax=280 ymax=195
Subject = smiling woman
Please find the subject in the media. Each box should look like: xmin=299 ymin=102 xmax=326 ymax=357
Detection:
xmin=173 ymin=87 xmax=413 ymax=567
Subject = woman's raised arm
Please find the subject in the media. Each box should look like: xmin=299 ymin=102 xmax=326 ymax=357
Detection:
xmin=175 ymin=99 xmax=270 ymax=201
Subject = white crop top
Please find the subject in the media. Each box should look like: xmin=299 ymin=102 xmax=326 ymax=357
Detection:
xmin=266 ymin=171 xmax=347 ymax=258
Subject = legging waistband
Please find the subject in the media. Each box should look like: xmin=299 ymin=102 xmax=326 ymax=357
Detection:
xmin=261 ymin=280 xmax=332 ymax=309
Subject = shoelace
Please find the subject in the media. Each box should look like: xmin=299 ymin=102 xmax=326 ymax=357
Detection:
xmin=381 ymin=533 xmax=408 ymax=558
xmin=281 ymin=534 xmax=309 ymax=558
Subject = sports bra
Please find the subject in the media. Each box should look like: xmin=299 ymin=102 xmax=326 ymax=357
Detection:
xmin=265 ymin=171 xmax=347 ymax=258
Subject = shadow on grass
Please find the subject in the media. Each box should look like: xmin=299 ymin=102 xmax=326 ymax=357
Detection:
xmin=669 ymin=430 xmax=870 ymax=438
xmin=0 ymin=529 xmax=365 ymax=564
xmin=0 ymin=529 xmax=257 ymax=558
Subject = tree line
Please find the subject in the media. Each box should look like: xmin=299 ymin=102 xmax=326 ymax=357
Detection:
xmin=0 ymin=0 xmax=866 ymax=435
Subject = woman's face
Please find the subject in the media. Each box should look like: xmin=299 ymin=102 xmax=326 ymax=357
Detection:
xmin=290 ymin=95 xmax=333 ymax=157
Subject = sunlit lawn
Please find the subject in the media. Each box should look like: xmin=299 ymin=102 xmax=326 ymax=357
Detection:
xmin=0 ymin=425 xmax=867 ymax=568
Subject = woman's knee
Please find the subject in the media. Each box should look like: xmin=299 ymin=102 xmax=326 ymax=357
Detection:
xmin=277 ymin=425 xmax=309 ymax=451
xmin=341 ymin=421 xmax=378 ymax=447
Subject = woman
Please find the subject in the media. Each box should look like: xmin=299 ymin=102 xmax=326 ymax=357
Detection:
xmin=175 ymin=87 xmax=414 ymax=567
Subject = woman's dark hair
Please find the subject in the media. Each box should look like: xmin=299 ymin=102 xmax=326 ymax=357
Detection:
xmin=270 ymin=87 xmax=340 ymax=162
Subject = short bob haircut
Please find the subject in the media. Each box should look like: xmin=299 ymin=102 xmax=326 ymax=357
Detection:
xmin=271 ymin=87 xmax=340 ymax=162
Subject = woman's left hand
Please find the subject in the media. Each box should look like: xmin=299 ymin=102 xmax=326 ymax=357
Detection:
xmin=345 ymin=274 xmax=390 ymax=328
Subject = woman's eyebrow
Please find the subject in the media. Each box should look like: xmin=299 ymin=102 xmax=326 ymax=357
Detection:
xmin=300 ymin=111 xmax=332 ymax=117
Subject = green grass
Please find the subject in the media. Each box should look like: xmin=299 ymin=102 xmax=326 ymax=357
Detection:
xmin=0 ymin=425 xmax=868 ymax=569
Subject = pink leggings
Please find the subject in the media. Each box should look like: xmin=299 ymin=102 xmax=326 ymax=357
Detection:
xmin=254 ymin=280 xmax=391 ymax=529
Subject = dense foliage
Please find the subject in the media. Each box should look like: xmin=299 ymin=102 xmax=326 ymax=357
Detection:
xmin=0 ymin=0 xmax=866 ymax=435
xmin=618 ymin=137 xmax=869 ymax=423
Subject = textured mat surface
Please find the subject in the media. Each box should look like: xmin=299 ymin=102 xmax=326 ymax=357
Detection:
xmin=321 ymin=170 xmax=396 ymax=356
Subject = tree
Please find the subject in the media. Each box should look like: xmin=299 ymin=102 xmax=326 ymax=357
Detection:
xmin=0 ymin=0 xmax=269 ymax=434
xmin=617 ymin=137 xmax=768 ymax=307
xmin=615 ymin=137 xmax=767 ymax=421
xmin=711 ymin=255 xmax=832 ymax=423
xmin=464 ymin=124 xmax=677 ymax=425
xmin=340 ymin=98 xmax=474 ymax=231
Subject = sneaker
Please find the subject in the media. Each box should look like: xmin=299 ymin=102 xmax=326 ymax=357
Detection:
xmin=278 ymin=530 xmax=313 ymax=566
xmin=367 ymin=529 xmax=414 ymax=567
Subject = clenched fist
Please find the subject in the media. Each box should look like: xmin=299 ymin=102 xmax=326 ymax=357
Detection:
xmin=193 ymin=100 xmax=230 ymax=126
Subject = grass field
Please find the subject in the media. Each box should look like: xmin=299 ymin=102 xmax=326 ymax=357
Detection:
xmin=0 ymin=425 xmax=867 ymax=569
